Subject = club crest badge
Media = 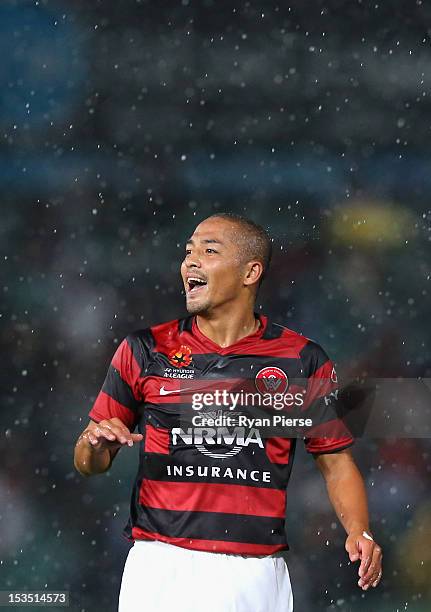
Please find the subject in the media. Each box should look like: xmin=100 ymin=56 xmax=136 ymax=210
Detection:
xmin=255 ymin=366 xmax=289 ymax=395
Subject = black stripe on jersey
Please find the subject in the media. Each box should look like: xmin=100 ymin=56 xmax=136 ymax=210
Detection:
xmin=140 ymin=328 xmax=156 ymax=352
xmin=155 ymin=355 xmax=305 ymax=378
xmin=178 ymin=316 xmax=193 ymax=334
xmin=135 ymin=507 xmax=287 ymax=545
xmin=129 ymin=329 xmax=155 ymax=374
xmin=102 ymin=365 xmax=141 ymax=412
xmin=141 ymin=454 xmax=290 ymax=490
xmin=261 ymin=321 xmax=285 ymax=340
xmin=299 ymin=340 xmax=330 ymax=376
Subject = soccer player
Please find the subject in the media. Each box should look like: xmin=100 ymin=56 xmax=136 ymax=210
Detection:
xmin=74 ymin=213 xmax=382 ymax=612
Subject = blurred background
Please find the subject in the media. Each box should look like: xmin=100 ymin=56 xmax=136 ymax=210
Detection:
xmin=1 ymin=0 xmax=430 ymax=610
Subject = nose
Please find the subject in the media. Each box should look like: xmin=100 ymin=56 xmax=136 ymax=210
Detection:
xmin=185 ymin=253 xmax=201 ymax=268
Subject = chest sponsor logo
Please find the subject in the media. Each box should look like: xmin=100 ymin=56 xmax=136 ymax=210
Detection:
xmin=171 ymin=424 xmax=264 ymax=459
xmin=255 ymin=366 xmax=289 ymax=395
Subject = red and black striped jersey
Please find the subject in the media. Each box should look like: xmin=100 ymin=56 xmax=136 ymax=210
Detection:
xmin=88 ymin=314 xmax=353 ymax=556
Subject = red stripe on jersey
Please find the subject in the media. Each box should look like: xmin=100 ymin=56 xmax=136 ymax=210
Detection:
xmin=150 ymin=319 xmax=181 ymax=356
xmin=265 ymin=437 xmax=292 ymax=465
xmin=144 ymin=377 xmax=196 ymax=404
xmin=111 ymin=339 xmax=142 ymax=399
xmin=139 ymin=479 xmax=286 ymax=518
xmin=89 ymin=391 xmax=136 ymax=430
xmin=144 ymin=425 xmax=170 ymax=454
xmin=305 ymin=437 xmax=354 ymax=454
xmin=131 ymin=527 xmax=287 ymax=555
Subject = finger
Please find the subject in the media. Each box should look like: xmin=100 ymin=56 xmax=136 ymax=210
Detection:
xmin=358 ymin=542 xmax=374 ymax=577
xmin=93 ymin=425 xmax=118 ymax=442
xmin=124 ymin=432 xmax=144 ymax=447
xmin=372 ymin=571 xmax=383 ymax=588
xmin=360 ymin=568 xmax=382 ymax=590
xmin=85 ymin=431 xmax=101 ymax=446
xmin=362 ymin=545 xmax=382 ymax=578
xmin=99 ymin=420 xmax=143 ymax=447
xmin=101 ymin=423 xmax=131 ymax=444
xmin=115 ymin=427 xmax=139 ymax=446
xmin=359 ymin=548 xmax=382 ymax=588
xmin=358 ymin=563 xmax=377 ymax=589
xmin=105 ymin=425 xmax=142 ymax=447
xmin=85 ymin=429 xmax=115 ymax=447
xmin=104 ymin=422 xmax=143 ymax=443
xmin=358 ymin=554 xmax=371 ymax=579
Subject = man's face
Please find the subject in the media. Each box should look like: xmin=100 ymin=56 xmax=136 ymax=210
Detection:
xmin=180 ymin=217 xmax=247 ymax=315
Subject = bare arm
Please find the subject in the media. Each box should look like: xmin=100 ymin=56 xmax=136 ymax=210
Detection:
xmin=315 ymin=449 xmax=382 ymax=590
xmin=74 ymin=418 xmax=143 ymax=476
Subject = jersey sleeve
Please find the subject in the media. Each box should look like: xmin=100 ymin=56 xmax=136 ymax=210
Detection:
xmin=300 ymin=340 xmax=354 ymax=454
xmin=88 ymin=334 xmax=144 ymax=431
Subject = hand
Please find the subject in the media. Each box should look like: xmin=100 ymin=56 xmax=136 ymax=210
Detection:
xmin=82 ymin=417 xmax=143 ymax=451
xmin=345 ymin=531 xmax=382 ymax=590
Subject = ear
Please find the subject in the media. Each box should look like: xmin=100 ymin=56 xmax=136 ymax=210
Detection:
xmin=243 ymin=261 xmax=264 ymax=287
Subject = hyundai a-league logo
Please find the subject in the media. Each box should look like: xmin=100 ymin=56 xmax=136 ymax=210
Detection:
xmin=168 ymin=344 xmax=192 ymax=368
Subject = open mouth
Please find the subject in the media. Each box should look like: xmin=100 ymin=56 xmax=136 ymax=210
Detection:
xmin=187 ymin=277 xmax=208 ymax=295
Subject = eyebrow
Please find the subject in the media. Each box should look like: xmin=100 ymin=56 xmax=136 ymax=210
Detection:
xmin=186 ymin=238 xmax=224 ymax=246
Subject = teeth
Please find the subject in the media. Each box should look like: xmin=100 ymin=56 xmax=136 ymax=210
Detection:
xmin=188 ymin=277 xmax=207 ymax=292
xmin=189 ymin=278 xmax=206 ymax=284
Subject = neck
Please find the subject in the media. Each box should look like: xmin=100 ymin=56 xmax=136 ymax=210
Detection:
xmin=195 ymin=306 xmax=259 ymax=348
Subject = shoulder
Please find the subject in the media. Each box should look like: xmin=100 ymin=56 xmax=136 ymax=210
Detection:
xmin=126 ymin=317 xmax=184 ymax=350
xmin=299 ymin=339 xmax=333 ymax=377
xmin=264 ymin=319 xmax=310 ymax=352
xmin=114 ymin=319 xmax=180 ymax=371
xmin=149 ymin=317 xmax=185 ymax=338
xmin=265 ymin=320 xmax=332 ymax=373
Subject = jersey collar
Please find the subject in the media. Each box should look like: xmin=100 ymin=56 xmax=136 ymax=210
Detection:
xmin=190 ymin=313 xmax=268 ymax=354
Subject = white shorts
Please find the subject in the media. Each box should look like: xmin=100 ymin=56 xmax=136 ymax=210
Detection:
xmin=118 ymin=540 xmax=293 ymax=612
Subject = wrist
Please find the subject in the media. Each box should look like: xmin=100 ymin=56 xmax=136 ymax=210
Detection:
xmin=347 ymin=523 xmax=371 ymax=537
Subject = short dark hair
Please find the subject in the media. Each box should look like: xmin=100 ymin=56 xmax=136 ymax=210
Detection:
xmin=206 ymin=212 xmax=272 ymax=285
